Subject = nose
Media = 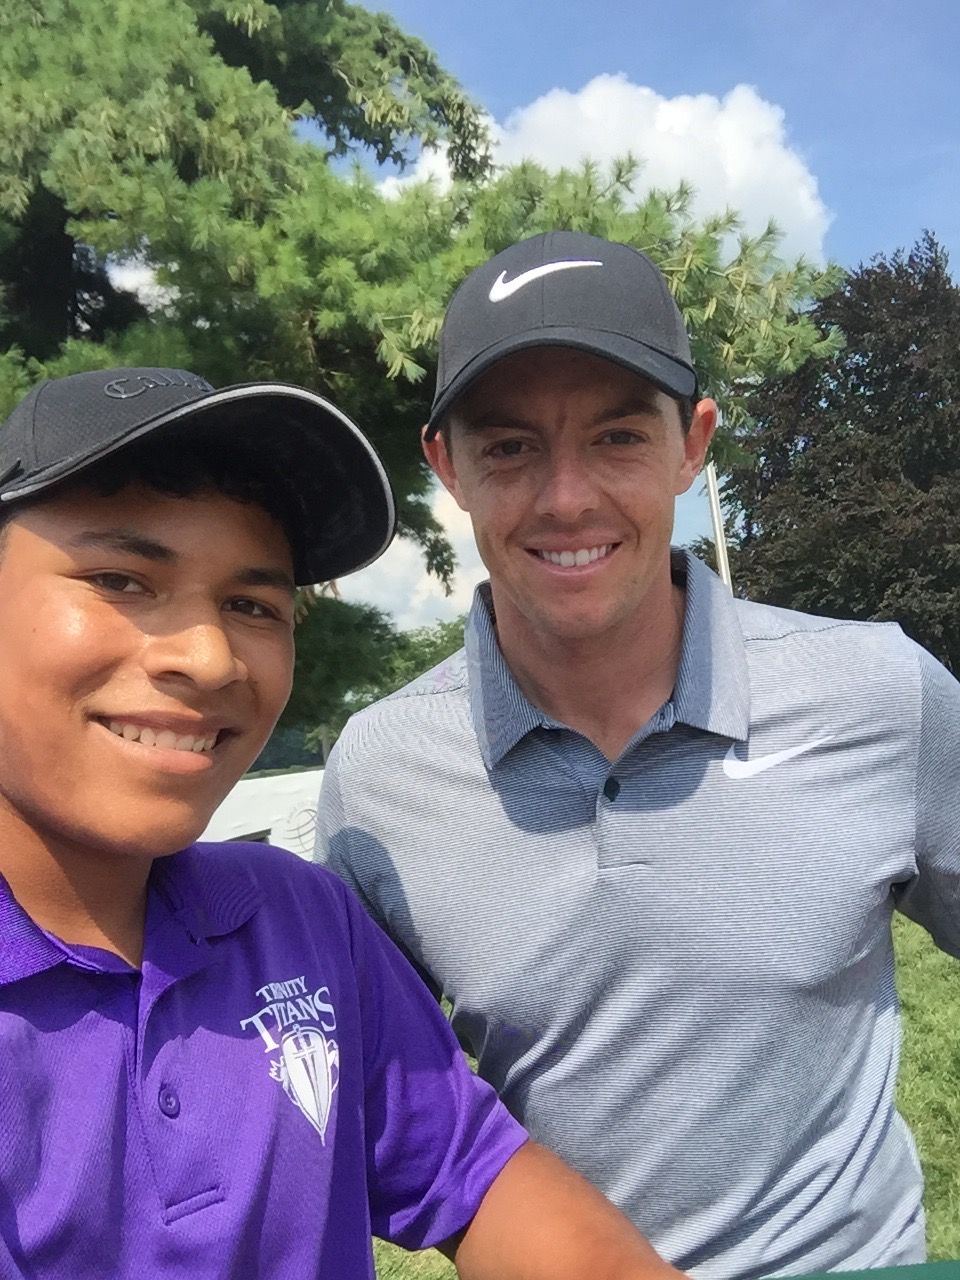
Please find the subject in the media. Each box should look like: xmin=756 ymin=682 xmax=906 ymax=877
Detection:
xmin=534 ymin=445 xmax=599 ymax=523
xmin=142 ymin=613 xmax=247 ymax=692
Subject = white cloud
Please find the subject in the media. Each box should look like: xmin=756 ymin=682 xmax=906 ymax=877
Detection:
xmin=339 ymin=486 xmax=487 ymax=630
xmin=386 ymin=76 xmax=830 ymax=261
xmin=108 ymin=255 xmax=177 ymax=310
xmin=380 ymin=141 xmax=456 ymax=200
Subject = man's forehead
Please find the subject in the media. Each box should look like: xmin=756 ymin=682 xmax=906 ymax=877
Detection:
xmin=2 ymin=484 xmax=296 ymax=587
xmin=453 ymin=347 xmax=667 ymax=421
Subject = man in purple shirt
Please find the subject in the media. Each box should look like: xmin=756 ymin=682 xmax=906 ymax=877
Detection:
xmin=0 ymin=368 xmax=682 ymax=1280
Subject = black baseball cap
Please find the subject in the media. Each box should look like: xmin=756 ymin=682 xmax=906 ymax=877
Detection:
xmin=426 ymin=230 xmax=698 ymax=437
xmin=0 ymin=368 xmax=396 ymax=585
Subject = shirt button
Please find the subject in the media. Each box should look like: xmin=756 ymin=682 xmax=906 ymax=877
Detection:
xmin=158 ymin=1087 xmax=181 ymax=1119
xmin=603 ymin=777 xmax=621 ymax=801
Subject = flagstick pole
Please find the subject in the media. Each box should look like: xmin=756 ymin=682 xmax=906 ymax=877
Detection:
xmin=704 ymin=459 xmax=732 ymax=590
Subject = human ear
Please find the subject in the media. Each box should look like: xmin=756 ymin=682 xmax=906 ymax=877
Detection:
xmin=675 ymin=398 xmax=718 ymax=495
xmin=421 ymin=425 xmax=468 ymax=511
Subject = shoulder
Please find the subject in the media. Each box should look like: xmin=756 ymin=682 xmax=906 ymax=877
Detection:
xmin=329 ymin=648 xmax=471 ymax=769
xmin=734 ymin=595 xmax=921 ymax=666
xmin=181 ymin=840 xmax=354 ymax=922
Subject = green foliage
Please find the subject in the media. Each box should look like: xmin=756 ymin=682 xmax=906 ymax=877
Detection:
xmin=894 ymin=916 xmax=960 ymax=1259
xmin=0 ymin=0 xmax=492 ymax=575
xmin=280 ymin=594 xmax=399 ymax=734
xmin=283 ymin=605 xmax=464 ymax=748
xmin=359 ymin=615 xmax=465 ymax=703
xmin=722 ymin=234 xmax=960 ymax=671
xmin=0 ymin=2 xmax=841 ymax=598
xmin=373 ymin=1240 xmax=453 ymax=1279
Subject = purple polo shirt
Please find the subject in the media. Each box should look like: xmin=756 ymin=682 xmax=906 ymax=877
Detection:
xmin=0 ymin=843 xmax=527 ymax=1278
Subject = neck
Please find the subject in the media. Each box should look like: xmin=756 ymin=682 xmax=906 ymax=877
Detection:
xmin=0 ymin=807 xmax=149 ymax=967
xmin=492 ymin=569 xmax=686 ymax=762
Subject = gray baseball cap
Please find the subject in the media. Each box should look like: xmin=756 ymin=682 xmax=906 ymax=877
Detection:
xmin=426 ymin=230 xmax=698 ymax=437
xmin=0 ymin=368 xmax=396 ymax=585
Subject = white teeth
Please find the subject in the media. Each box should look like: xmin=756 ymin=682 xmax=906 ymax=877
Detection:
xmin=538 ymin=544 xmax=611 ymax=566
xmin=103 ymin=721 xmax=217 ymax=753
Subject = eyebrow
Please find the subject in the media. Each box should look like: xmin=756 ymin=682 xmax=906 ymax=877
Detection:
xmin=234 ymin=567 xmax=297 ymax=594
xmin=590 ymin=398 xmax=662 ymax=425
xmin=68 ymin=530 xmax=175 ymax=560
xmin=67 ymin=529 xmax=296 ymax=593
xmin=459 ymin=398 xmax=663 ymax=434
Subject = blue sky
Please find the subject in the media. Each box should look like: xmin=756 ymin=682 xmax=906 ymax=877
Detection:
xmin=341 ymin=0 xmax=960 ymax=626
xmin=380 ymin=0 xmax=960 ymax=270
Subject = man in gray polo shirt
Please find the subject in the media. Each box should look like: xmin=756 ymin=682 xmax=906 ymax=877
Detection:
xmin=315 ymin=231 xmax=960 ymax=1277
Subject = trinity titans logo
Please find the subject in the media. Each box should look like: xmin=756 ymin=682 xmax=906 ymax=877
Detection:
xmin=240 ymin=975 xmax=340 ymax=1143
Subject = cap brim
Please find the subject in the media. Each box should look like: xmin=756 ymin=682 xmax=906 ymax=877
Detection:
xmin=1 ymin=383 xmax=396 ymax=586
xmin=426 ymin=328 xmax=698 ymax=437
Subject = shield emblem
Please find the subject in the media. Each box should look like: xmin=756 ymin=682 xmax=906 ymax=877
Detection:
xmin=275 ymin=1023 xmax=339 ymax=1143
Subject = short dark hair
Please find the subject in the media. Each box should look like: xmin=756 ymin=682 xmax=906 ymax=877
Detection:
xmin=0 ymin=424 xmax=301 ymax=556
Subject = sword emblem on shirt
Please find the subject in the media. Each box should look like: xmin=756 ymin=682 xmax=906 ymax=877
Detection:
xmin=240 ymin=974 xmax=340 ymax=1143
xmin=270 ymin=1024 xmax=340 ymax=1143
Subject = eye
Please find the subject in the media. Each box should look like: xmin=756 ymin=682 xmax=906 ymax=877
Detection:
xmin=487 ymin=439 xmax=530 ymax=459
xmin=600 ymin=429 xmax=644 ymax=446
xmin=87 ymin=572 xmax=147 ymax=594
xmin=225 ymin=597 xmax=283 ymax=621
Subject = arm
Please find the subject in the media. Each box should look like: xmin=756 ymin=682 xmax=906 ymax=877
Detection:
xmin=315 ymin=741 xmax=445 ymax=1000
xmin=443 ymin=1140 xmax=684 ymax=1280
xmin=895 ymin=643 xmax=960 ymax=957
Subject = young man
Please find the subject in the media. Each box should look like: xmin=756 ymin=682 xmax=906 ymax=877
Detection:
xmin=0 ymin=367 xmax=684 ymax=1279
xmin=316 ymin=232 xmax=960 ymax=1277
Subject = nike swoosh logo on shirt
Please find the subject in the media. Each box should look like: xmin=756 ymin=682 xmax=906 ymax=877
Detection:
xmin=722 ymin=735 xmax=835 ymax=780
xmin=488 ymin=259 xmax=603 ymax=302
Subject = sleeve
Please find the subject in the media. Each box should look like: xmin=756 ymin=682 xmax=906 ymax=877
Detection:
xmin=894 ymin=642 xmax=960 ymax=957
xmin=312 ymin=738 xmax=379 ymax=916
xmin=339 ymin=882 xmax=529 ymax=1250
xmin=313 ymin=736 xmax=443 ymax=1000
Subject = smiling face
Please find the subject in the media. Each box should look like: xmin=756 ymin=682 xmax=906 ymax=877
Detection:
xmin=424 ymin=347 xmax=716 ymax=650
xmin=0 ymin=483 xmax=296 ymax=863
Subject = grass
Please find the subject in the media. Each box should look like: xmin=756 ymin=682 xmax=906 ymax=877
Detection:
xmin=894 ymin=915 xmax=960 ymax=1259
xmin=375 ymin=916 xmax=960 ymax=1276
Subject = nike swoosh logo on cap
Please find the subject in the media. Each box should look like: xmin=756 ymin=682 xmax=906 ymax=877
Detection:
xmin=722 ymin=735 xmax=834 ymax=780
xmin=488 ymin=259 xmax=603 ymax=302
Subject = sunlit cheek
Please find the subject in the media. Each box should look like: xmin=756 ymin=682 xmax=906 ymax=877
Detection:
xmin=247 ymin=637 xmax=295 ymax=719
xmin=26 ymin=597 xmax=142 ymax=690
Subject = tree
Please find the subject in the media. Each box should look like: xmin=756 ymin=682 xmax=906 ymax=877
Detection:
xmin=1 ymin=1 xmax=840 ymax=582
xmin=720 ymin=233 xmax=960 ymax=672
xmin=0 ymin=0 xmax=490 ymax=575
xmin=279 ymin=595 xmax=400 ymax=758
xmin=277 ymin=607 xmax=465 ymax=758
xmin=350 ymin=614 xmax=466 ymax=707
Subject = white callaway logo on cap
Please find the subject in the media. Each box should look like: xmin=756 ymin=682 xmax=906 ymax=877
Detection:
xmin=488 ymin=259 xmax=603 ymax=302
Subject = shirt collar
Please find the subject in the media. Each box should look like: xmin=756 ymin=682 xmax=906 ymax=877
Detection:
xmin=466 ymin=583 xmax=549 ymax=769
xmin=0 ymin=875 xmax=64 ymax=987
xmin=0 ymin=845 xmax=262 ymax=988
xmin=465 ymin=549 xmax=750 ymax=769
xmin=670 ymin=549 xmax=751 ymax=743
xmin=150 ymin=843 xmax=263 ymax=944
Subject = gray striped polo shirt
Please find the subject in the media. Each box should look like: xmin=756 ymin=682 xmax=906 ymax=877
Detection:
xmin=315 ymin=550 xmax=960 ymax=1278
